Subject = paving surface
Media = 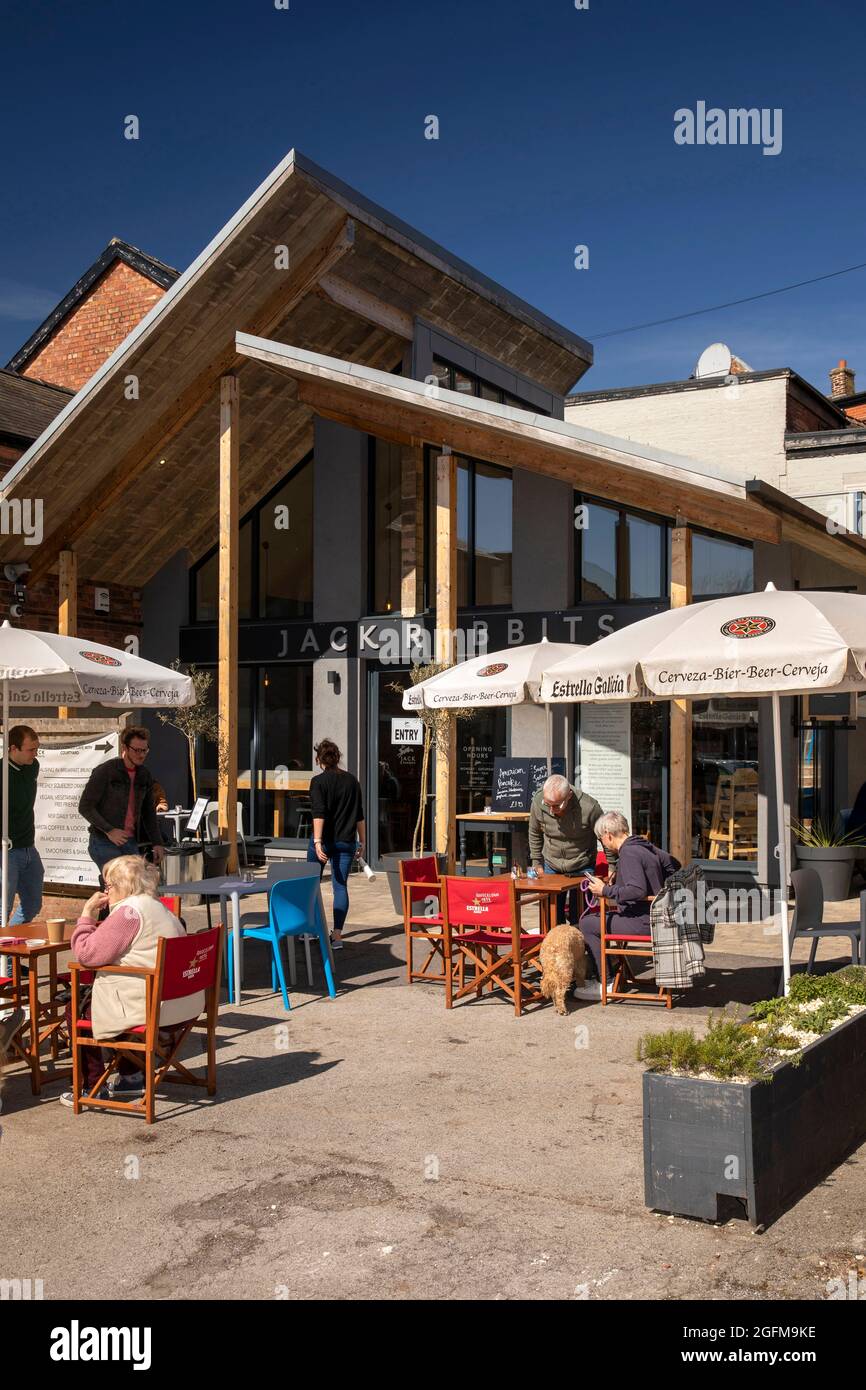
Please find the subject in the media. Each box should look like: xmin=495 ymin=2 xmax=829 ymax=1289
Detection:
xmin=2 ymin=876 xmax=866 ymax=1302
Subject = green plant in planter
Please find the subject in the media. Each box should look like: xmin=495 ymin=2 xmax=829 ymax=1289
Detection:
xmin=791 ymin=816 xmax=866 ymax=849
xmin=638 ymin=967 xmax=866 ymax=1080
xmin=637 ymin=1010 xmax=775 ymax=1082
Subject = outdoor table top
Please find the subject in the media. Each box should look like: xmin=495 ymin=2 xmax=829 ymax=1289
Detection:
xmin=456 ymin=811 xmax=530 ymax=823
xmin=0 ymin=921 xmax=74 ymax=954
xmin=513 ymin=873 xmax=587 ymax=893
xmin=172 ymin=864 xmax=321 ymax=898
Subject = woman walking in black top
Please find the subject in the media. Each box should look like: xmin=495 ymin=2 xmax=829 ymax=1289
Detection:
xmin=307 ymin=739 xmax=366 ymax=948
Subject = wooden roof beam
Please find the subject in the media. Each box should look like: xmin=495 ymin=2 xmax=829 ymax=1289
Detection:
xmin=23 ymin=218 xmax=356 ymax=585
xmin=291 ymin=375 xmax=780 ymax=546
xmin=316 ymin=274 xmax=414 ymax=340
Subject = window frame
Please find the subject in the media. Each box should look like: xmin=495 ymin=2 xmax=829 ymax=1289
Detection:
xmin=190 ymin=450 xmax=314 ymax=624
xmin=689 ymin=526 xmax=754 ymax=601
xmin=574 ymin=493 xmax=670 ymax=604
xmin=424 ymin=446 xmax=513 ymax=611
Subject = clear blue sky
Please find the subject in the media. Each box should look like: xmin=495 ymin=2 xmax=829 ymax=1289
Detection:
xmin=2 ymin=0 xmax=865 ymax=393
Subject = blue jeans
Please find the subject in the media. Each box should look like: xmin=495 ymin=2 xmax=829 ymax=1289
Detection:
xmin=88 ymin=832 xmax=140 ymax=887
xmin=2 ymin=846 xmax=44 ymax=925
xmin=307 ymin=838 xmax=356 ymax=935
xmin=543 ymin=860 xmax=581 ymax=926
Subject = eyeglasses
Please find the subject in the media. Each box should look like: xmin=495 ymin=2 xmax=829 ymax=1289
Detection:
xmin=127 ymin=744 xmax=149 ymax=755
xmin=544 ymin=797 xmax=570 ymax=812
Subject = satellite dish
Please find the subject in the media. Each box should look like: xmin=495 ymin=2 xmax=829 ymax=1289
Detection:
xmin=695 ymin=343 xmax=734 ymax=378
xmin=694 ymin=343 xmax=753 ymax=379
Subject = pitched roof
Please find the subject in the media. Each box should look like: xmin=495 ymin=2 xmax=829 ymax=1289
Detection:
xmin=0 ymin=150 xmax=596 ymax=585
xmin=0 ymin=368 xmax=72 ymax=447
xmin=6 ymin=238 xmax=180 ymax=373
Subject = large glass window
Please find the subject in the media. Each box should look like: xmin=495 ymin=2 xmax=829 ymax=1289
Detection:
xmin=457 ymin=709 xmax=508 ymax=867
xmin=577 ymin=496 xmax=667 ymax=602
xmin=474 ymin=461 xmax=513 ymax=605
xmin=259 ymin=463 xmax=314 ymax=618
xmin=194 ymin=521 xmax=254 ymax=622
xmin=581 ymin=502 xmax=618 ymax=600
xmin=692 ymin=698 xmax=759 ymax=862
xmin=191 ymin=454 xmax=313 ymax=622
xmin=631 ymin=702 xmax=669 ymax=848
xmin=255 ymin=665 xmax=315 ymax=837
xmin=370 ymin=439 xmax=403 ymax=614
xmin=692 ymin=533 xmax=753 ymax=597
xmin=427 ymin=451 xmax=513 ymax=608
xmin=431 ymin=356 xmax=543 ymax=414
xmin=194 ymin=663 xmax=314 ymax=841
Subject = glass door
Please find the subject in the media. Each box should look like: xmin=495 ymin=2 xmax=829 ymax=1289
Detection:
xmin=369 ymin=669 xmax=426 ymax=866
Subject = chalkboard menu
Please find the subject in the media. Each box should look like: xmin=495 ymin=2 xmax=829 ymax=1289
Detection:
xmin=492 ymin=757 xmax=566 ymax=812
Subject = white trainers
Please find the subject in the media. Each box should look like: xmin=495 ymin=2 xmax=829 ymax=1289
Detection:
xmin=572 ymin=980 xmax=603 ymax=1001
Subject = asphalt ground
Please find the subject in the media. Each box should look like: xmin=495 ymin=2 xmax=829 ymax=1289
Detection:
xmin=2 ymin=877 xmax=865 ymax=1301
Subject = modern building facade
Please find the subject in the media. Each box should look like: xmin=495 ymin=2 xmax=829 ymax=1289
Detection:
xmin=566 ymin=347 xmax=866 ymax=874
xmin=3 ymin=154 xmax=866 ymax=884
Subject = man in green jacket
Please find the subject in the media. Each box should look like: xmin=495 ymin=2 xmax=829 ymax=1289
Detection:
xmin=0 ymin=724 xmax=44 ymax=925
xmin=529 ymin=774 xmax=603 ymax=924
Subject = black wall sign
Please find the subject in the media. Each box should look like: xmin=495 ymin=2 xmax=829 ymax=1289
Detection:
xmin=179 ymin=603 xmax=667 ymax=667
xmin=492 ymin=756 xmax=567 ymax=812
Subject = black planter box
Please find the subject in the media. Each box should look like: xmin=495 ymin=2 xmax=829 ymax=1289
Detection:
xmin=643 ymin=1005 xmax=866 ymax=1228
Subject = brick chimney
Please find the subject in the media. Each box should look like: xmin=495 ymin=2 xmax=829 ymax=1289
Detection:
xmin=829 ymin=359 xmax=856 ymax=399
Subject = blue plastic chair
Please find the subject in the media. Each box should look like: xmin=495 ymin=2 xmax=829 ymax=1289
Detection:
xmin=226 ymin=876 xmax=336 ymax=1010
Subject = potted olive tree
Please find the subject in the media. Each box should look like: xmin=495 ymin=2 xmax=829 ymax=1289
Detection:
xmin=158 ymin=663 xmax=230 ymax=877
xmin=792 ymin=817 xmax=866 ymax=901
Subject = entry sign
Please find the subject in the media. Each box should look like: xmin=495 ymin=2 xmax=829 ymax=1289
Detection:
xmin=391 ymin=718 xmax=423 ymax=746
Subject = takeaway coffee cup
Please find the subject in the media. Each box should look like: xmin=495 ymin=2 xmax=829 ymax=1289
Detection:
xmin=46 ymin=919 xmax=66 ymax=944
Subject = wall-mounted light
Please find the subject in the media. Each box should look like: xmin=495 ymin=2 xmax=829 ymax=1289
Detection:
xmin=327 ymin=670 xmax=341 ymax=695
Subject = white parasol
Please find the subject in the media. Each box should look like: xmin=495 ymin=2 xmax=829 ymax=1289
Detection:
xmin=402 ymin=637 xmax=582 ymax=775
xmin=540 ymin=585 xmax=866 ymax=989
xmin=0 ymin=624 xmax=194 ymax=929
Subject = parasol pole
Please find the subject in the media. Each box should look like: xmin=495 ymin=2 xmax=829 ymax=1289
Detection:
xmin=772 ymin=692 xmax=792 ymax=993
xmin=545 ymin=702 xmax=552 ymax=777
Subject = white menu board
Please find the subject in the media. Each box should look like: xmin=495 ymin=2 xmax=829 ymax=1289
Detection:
xmin=34 ymin=733 xmax=119 ymax=886
xmin=578 ymin=704 xmax=632 ymax=825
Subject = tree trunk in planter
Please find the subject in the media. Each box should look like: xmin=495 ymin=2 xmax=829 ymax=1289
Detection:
xmin=644 ymin=1006 xmax=866 ymax=1228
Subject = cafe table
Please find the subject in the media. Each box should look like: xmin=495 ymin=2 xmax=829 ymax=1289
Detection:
xmin=172 ymin=863 xmax=326 ymax=1006
xmin=513 ymin=873 xmax=588 ymax=932
xmin=0 ymin=922 xmax=74 ymax=1094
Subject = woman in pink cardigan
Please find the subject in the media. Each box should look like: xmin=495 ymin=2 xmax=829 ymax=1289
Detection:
xmin=60 ymin=855 xmax=192 ymax=1108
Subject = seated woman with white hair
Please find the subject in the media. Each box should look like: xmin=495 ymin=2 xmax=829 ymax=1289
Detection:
xmin=60 ymin=854 xmax=201 ymax=1107
xmin=576 ymin=811 xmax=680 ymax=999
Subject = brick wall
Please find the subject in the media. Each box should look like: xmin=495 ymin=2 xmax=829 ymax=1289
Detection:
xmin=0 ymin=573 xmax=141 ymax=647
xmin=20 ymin=261 xmax=166 ymax=392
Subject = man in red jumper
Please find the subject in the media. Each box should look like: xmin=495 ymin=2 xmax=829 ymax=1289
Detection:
xmin=78 ymin=726 xmax=165 ymax=884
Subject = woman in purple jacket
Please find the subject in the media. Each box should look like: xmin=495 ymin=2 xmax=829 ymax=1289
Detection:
xmin=575 ymin=811 xmax=680 ymax=998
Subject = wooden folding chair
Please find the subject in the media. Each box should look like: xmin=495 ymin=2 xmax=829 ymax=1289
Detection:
xmin=400 ymin=855 xmax=445 ymax=985
xmin=441 ymin=876 xmax=546 ymax=1017
xmin=69 ymin=926 xmax=223 ymax=1123
xmin=600 ymin=896 xmax=671 ymax=1007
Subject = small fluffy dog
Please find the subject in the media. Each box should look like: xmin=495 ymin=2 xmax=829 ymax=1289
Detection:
xmin=539 ymin=924 xmax=587 ymax=1015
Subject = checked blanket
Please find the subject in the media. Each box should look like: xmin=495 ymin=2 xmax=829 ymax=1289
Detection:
xmin=650 ymin=863 xmax=711 ymax=989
